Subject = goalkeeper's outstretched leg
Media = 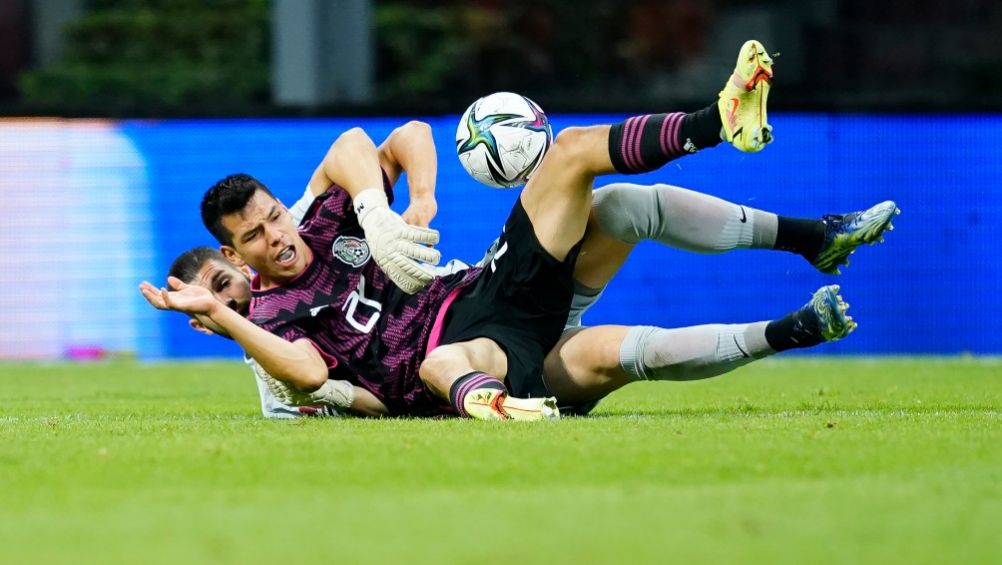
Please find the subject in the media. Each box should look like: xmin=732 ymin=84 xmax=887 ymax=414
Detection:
xmin=544 ymin=285 xmax=856 ymax=407
xmin=519 ymin=39 xmax=777 ymax=267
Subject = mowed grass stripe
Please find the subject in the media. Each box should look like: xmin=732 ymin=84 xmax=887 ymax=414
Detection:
xmin=0 ymin=358 xmax=999 ymax=564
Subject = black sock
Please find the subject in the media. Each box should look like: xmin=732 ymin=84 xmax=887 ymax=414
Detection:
xmin=448 ymin=372 xmax=507 ymax=418
xmin=774 ymin=217 xmax=827 ymax=261
xmin=678 ymin=103 xmax=723 ymax=153
xmin=764 ymin=308 xmax=824 ymax=352
xmin=607 ymin=103 xmax=722 ymax=174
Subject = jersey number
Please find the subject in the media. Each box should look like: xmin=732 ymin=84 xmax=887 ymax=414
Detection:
xmin=490 ymin=240 xmax=508 ymax=273
xmin=342 ymin=275 xmax=382 ymax=333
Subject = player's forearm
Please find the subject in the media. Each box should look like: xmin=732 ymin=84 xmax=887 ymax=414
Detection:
xmin=385 ymin=121 xmax=437 ymax=201
xmin=350 ymin=386 xmax=390 ymax=418
xmin=318 ymin=128 xmax=385 ymax=199
xmin=208 ymin=304 xmax=327 ymax=391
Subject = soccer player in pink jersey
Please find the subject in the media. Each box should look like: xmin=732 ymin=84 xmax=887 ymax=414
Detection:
xmin=143 ymin=41 xmax=897 ymax=420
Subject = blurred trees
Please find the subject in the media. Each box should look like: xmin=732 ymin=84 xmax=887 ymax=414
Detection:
xmin=17 ymin=0 xmax=713 ymax=116
xmin=17 ymin=0 xmax=1002 ymax=116
xmin=373 ymin=0 xmax=674 ymax=113
xmin=375 ymin=3 xmax=462 ymax=104
xmin=20 ymin=0 xmax=269 ymax=116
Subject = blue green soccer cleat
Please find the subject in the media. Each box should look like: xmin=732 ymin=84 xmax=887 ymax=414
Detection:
xmin=805 ymin=284 xmax=856 ymax=342
xmin=813 ymin=201 xmax=900 ymax=274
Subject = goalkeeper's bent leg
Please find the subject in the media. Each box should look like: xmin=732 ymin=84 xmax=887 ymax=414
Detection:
xmin=592 ymin=183 xmax=777 ymax=251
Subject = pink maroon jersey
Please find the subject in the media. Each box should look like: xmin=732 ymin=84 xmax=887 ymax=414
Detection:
xmin=248 ymin=188 xmax=480 ymax=416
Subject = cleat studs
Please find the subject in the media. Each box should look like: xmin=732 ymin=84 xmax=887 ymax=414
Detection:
xmin=887 ymin=224 xmax=894 ymax=231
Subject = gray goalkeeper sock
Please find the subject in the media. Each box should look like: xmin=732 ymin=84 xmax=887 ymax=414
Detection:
xmin=619 ymin=322 xmax=773 ymax=382
xmin=565 ymin=281 xmax=605 ymax=330
xmin=592 ymin=183 xmax=778 ymax=252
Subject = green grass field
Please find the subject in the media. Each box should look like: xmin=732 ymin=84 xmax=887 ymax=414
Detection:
xmin=1 ymin=358 xmax=999 ymax=564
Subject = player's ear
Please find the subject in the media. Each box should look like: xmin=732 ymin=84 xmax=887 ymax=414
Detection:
xmin=220 ymin=246 xmax=245 ymax=267
xmin=188 ymin=318 xmax=216 ymax=336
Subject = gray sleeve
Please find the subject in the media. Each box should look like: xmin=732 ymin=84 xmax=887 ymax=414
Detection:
xmin=288 ymin=187 xmax=317 ymax=226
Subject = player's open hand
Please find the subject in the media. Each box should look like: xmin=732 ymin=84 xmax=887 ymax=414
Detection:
xmin=139 ymin=277 xmax=218 ymax=316
xmin=402 ymin=195 xmax=438 ymax=228
xmin=354 ymin=189 xmax=441 ymax=294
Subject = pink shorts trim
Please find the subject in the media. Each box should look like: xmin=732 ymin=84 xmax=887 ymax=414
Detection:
xmin=425 ymin=287 xmax=465 ymax=356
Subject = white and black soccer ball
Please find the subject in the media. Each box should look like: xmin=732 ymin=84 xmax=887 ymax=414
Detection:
xmin=455 ymin=92 xmax=552 ymax=189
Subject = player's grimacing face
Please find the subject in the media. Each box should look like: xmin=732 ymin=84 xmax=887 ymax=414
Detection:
xmin=220 ymin=190 xmax=310 ymax=285
xmin=194 ymin=259 xmax=252 ymax=317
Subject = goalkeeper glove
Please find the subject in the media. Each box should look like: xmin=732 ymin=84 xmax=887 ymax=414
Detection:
xmin=354 ymin=188 xmax=441 ymax=294
xmin=253 ymin=360 xmax=355 ymax=410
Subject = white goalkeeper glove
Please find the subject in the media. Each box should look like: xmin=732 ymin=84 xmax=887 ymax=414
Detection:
xmin=353 ymin=188 xmax=441 ymax=294
xmin=254 ymin=362 xmax=355 ymax=410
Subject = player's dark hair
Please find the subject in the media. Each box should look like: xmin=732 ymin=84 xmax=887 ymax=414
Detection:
xmin=201 ymin=173 xmax=275 ymax=246
xmin=168 ymin=246 xmax=225 ymax=284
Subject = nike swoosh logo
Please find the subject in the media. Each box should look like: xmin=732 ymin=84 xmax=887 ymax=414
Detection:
xmin=739 ymin=206 xmax=747 ymax=223
xmin=732 ymin=335 xmax=750 ymax=358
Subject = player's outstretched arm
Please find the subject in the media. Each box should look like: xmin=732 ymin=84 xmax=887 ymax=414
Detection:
xmin=378 ymin=121 xmax=438 ymax=227
xmin=140 ymin=277 xmax=329 ymax=392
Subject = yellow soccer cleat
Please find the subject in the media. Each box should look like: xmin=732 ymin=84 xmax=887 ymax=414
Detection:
xmin=463 ymin=389 xmax=561 ymax=421
xmin=719 ymin=39 xmax=774 ymax=153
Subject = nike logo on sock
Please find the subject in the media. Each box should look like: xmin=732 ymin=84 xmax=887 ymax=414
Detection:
xmin=732 ymin=335 xmax=750 ymax=358
xmin=739 ymin=206 xmax=747 ymax=223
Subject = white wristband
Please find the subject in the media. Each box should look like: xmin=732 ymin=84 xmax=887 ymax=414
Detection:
xmin=352 ymin=188 xmax=388 ymax=222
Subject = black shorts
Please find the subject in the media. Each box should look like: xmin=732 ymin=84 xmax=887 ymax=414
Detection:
xmin=440 ymin=198 xmax=580 ymax=398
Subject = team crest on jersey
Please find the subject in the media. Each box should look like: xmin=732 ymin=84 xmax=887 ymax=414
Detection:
xmin=332 ymin=236 xmax=370 ymax=268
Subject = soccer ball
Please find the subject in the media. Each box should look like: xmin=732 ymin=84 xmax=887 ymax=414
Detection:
xmin=455 ymin=92 xmax=552 ymax=189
